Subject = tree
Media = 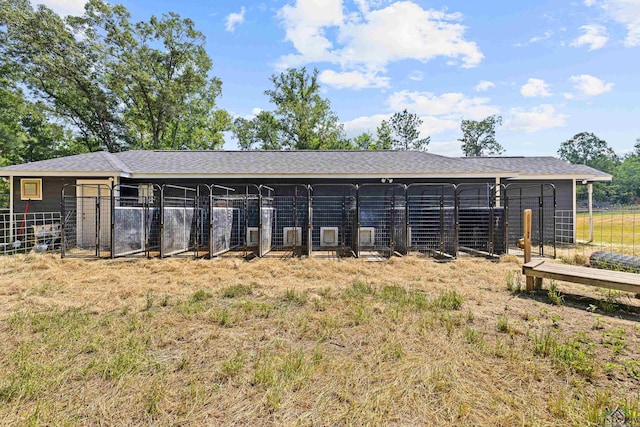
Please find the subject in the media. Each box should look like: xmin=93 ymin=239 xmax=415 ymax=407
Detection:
xmin=612 ymin=156 xmax=640 ymax=204
xmin=558 ymin=132 xmax=619 ymax=173
xmin=233 ymin=67 xmax=346 ymax=150
xmin=0 ymin=0 xmax=229 ymax=152
xmin=388 ymin=109 xmax=430 ymax=151
xmin=459 ymin=115 xmax=504 ymax=156
xmin=558 ymin=132 xmax=620 ymax=203
xmin=375 ymin=121 xmax=393 ymax=150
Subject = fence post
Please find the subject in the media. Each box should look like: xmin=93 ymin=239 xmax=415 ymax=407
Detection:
xmin=524 ymin=209 xmax=534 ymax=291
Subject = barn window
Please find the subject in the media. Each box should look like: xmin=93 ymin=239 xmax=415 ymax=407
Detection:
xmin=20 ymin=178 xmax=42 ymax=200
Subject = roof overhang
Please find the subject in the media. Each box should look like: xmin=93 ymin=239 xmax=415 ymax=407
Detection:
xmin=0 ymin=170 xmax=131 ymax=178
xmin=505 ymin=174 xmax=612 ymax=182
xmin=125 ymin=172 xmax=519 ymax=180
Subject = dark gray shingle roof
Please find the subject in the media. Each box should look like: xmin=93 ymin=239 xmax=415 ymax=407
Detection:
xmin=114 ymin=150 xmax=508 ymax=175
xmin=459 ymin=156 xmax=611 ymax=179
xmin=0 ymin=150 xmax=610 ymax=179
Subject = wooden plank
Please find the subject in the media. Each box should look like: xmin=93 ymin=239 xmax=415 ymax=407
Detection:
xmin=523 ymin=262 xmax=640 ymax=294
xmin=523 ymin=259 xmax=545 ymax=269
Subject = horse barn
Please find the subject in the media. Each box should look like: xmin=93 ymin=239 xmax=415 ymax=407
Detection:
xmin=0 ymin=150 xmax=611 ymax=259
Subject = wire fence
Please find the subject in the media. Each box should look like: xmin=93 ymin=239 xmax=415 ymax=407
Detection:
xmin=556 ymin=207 xmax=640 ymax=261
xmin=13 ymin=182 xmax=633 ymax=261
xmin=0 ymin=212 xmax=62 ymax=255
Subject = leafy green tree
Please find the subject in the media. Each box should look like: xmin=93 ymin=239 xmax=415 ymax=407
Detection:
xmin=0 ymin=0 xmax=229 ymax=152
xmin=353 ymin=132 xmax=374 ymax=150
xmin=558 ymin=132 xmax=619 ymax=173
xmin=234 ymin=67 xmax=346 ymax=150
xmin=558 ymin=132 xmax=620 ymax=203
xmin=388 ymin=109 xmax=430 ymax=151
xmin=459 ymin=115 xmax=504 ymax=156
xmin=375 ymin=121 xmax=393 ymax=150
xmin=612 ymin=156 xmax=640 ymax=204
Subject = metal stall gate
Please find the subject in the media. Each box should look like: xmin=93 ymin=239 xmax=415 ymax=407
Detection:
xmin=61 ymin=184 xmax=112 ymax=258
xmin=269 ymin=185 xmax=311 ymax=256
xmin=310 ymin=184 xmax=357 ymax=257
xmin=357 ymin=184 xmax=407 ymax=258
xmin=208 ymin=185 xmax=237 ymax=257
xmin=258 ymin=185 xmax=274 ymax=257
xmin=456 ymin=184 xmax=506 ymax=257
xmin=406 ymin=184 xmax=457 ymax=259
xmin=111 ymin=184 xmax=160 ymax=258
xmin=160 ymin=185 xmax=197 ymax=258
xmin=504 ymin=183 xmax=556 ymax=257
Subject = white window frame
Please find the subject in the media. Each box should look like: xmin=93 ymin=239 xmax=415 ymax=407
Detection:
xmin=20 ymin=178 xmax=43 ymax=201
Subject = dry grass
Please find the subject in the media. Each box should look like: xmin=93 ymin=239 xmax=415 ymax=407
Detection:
xmin=1 ymin=253 xmax=640 ymax=426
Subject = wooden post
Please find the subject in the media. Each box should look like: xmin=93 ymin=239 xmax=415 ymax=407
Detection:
xmin=524 ymin=209 xmax=535 ymax=291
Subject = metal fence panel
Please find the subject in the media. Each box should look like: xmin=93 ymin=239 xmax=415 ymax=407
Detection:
xmin=407 ymin=184 xmax=456 ymax=258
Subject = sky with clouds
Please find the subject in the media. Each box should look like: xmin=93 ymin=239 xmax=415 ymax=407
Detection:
xmin=33 ymin=0 xmax=640 ymax=157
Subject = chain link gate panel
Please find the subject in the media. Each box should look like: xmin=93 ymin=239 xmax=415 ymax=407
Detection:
xmin=456 ymin=184 xmax=505 ymax=257
xmin=357 ymin=184 xmax=406 ymax=258
xmin=406 ymin=184 xmax=457 ymax=258
xmin=61 ymin=184 xmax=112 ymax=258
xmin=310 ymin=184 xmax=357 ymax=257
xmin=504 ymin=183 xmax=556 ymax=257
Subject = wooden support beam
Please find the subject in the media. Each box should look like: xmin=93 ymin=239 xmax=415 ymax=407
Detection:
xmin=523 ymin=209 xmax=535 ymax=292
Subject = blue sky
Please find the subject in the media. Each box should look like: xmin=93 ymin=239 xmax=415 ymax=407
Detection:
xmin=37 ymin=0 xmax=640 ymax=157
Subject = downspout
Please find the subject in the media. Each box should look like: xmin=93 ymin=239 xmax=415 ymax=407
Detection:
xmin=9 ymin=176 xmax=14 ymax=243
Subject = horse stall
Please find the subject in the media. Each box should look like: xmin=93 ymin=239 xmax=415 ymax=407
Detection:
xmin=310 ymin=184 xmax=357 ymax=257
xmin=456 ymin=184 xmax=506 ymax=257
xmin=406 ymin=183 xmax=457 ymax=259
xmin=356 ymin=184 xmax=407 ymax=258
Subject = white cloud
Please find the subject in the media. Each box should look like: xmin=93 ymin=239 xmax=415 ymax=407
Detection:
xmin=588 ymin=0 xmax=640 ymax=47
xmin=571 ymin=24 xmax=608 ymax=50
xmin=31 ymin=0 xmax=86 ymax=16
xmin=504 ymin=104 xmax=567 ymax=133
xmin=387 ymin=90 xmax=499 ymax=120
xmin=226 ymin=6 xmax=246 ymax=32
xmin=277 ymin=0 xmax=483 ymax=85
xmin=529 ymin=30 xmax=553 ymax=43
xmin=428 ymin=140 xmax=463 ymax=157
xmin=520 ymin=78 xmax=553 ymax=97
xmin=475 ymin=80 xmax=495 ymax=92
xmin=408 ymin=70 xmax=423 ymax=81
xmin=570 ymin=74 xmax=614 ymax=96
xmin=319 ymin=69 xmax=390 ymax=89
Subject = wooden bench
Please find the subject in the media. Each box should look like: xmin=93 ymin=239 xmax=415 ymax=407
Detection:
xmin=523 ymin=260 xmax=640 ymax=295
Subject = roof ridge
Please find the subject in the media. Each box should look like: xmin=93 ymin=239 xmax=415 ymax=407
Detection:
xmin=101 ymin=151 xmax=131 ymax=173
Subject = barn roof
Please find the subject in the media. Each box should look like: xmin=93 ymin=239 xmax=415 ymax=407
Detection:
xmin=0 ymin=150 xmax=611 ymax=181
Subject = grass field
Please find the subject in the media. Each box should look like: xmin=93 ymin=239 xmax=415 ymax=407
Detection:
xmin=1 ymin=254 xmax=640 ymax=425
xmin=576 ymin=208 xmax=640 ymax=247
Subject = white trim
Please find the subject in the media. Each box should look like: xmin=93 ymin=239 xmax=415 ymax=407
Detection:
xmin=572 ymin=179 xmax=577 ymax=243
xmin=20 ymin=178 xmax=43 ymax=201
xmin=9 ymin=176 xmax=14 ymax=243
xmin=127 ymin=172 xmax=517 ymax=180
xmin=507 ymin=174 xmax=611 ymax=181
xmin=0 ymin=170 xmax=129 ymax=178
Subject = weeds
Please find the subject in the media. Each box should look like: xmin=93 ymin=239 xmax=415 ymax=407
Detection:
xmin=221 ymin=284 xmax=253 ymax=298
xmin=431 ymin=290 xmax=463 ymax=310
xmin=547 ymin=281 xmax=564 ymax=306
xmin=506 ymin=271 xmax=522 ymax=293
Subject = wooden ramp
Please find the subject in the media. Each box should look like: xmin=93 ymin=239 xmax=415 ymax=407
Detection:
xmin=523 ymin=260 xmax=640 ymax=295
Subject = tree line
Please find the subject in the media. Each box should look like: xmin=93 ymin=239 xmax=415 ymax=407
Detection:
xmin=0 ymin=0 xmax=638 ymax=204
